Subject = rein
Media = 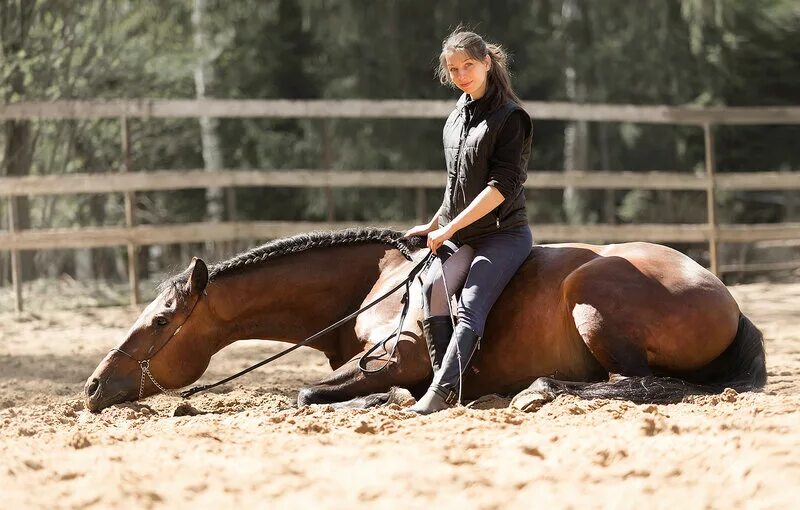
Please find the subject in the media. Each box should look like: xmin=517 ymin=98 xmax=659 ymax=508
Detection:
xmin=178 ymin=250 xmax=435 ymax=399
xmin=356 ymin=256 xmax=426 ymax=374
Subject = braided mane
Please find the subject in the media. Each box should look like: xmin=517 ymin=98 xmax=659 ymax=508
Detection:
xmin=160 ymin=227 xmax=426 ymax=293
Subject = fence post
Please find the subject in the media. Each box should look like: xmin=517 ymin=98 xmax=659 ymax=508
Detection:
xmin=322 ymin=120 xmax=335 ymax=222
xmin=121 ymin=116 xmax=140 ymax=306
xmin=7 ymin=199 xmax=23 ymax=312
xmin=415 ymin=187 xmax=426 ymax=224
xmin=704 ymin=123 xmax=719 ymax=276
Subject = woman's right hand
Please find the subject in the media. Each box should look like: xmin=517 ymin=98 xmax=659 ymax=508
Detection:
xmin=403 ymin=222 xmax=436 ymax=238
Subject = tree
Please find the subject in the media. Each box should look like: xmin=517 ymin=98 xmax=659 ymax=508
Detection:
xmin=1 ymin=0 xmax=36 ymax=280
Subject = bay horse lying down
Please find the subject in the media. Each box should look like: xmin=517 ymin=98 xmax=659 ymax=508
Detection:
xmin=84 ymin=228 xmax=766 ymax=412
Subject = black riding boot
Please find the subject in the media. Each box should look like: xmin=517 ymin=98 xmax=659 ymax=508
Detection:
xmin=410 ymin=324 xmax=481 ymax=415
xmin=422 ymin=316 xmax=454 ymax=373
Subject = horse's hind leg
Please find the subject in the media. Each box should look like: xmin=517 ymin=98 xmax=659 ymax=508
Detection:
xmin=513 ymin=259 xmax=657 ymax=411
xmin=512 ymin=372 xmax=709 ymax=411
xmin=513 ymin=256 xmax=726 ymax=410
xmin=512 ymin=339 xmax=655 ymax=411
xmin=511 ymin=377 xmax=602 ymax=411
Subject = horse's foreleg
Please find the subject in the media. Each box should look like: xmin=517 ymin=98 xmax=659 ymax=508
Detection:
xmin=327 ymin=386 xmax=416 ymax=409
xmin=297 ymin=342 xmax=431 ymax=408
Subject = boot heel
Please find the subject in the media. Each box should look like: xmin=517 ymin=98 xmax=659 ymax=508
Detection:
xmin=418 ymin=325 xmax=481 ymax=413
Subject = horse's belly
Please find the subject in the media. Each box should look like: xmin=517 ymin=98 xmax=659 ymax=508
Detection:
xmin=464 ymin=290 xmax=605 ymax=396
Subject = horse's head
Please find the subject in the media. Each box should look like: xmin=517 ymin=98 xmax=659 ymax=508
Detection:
xmin=84 ymin=258 xmax=217 ymax=412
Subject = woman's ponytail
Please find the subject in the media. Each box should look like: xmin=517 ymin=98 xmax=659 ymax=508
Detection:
xmin=486 ymin=43 xmax=522 ymax=108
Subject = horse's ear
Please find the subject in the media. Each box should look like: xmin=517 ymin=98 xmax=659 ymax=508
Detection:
xmin=185 ymin=257 xmax=208 ymax=295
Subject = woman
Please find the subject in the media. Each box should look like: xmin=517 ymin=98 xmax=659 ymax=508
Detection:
xmin=404 ymin=29 xmax=533 ymax=414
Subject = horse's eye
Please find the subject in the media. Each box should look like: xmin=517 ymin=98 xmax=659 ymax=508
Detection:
xmin=155 ymin=316 xmax=169 ymax=327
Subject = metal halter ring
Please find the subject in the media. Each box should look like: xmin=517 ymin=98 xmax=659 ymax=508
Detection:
xmin=138 ymin=360 xmax=148 ymax=399
xmin=139 ymin=358 xmax=177 ymax=398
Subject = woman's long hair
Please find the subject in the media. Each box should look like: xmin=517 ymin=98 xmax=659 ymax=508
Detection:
xmin=436 ymin=28 xmax=522 ymax=110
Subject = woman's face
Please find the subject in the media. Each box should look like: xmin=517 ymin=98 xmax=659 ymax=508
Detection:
xmin=445 ymin=50 xmax=491 ymax=99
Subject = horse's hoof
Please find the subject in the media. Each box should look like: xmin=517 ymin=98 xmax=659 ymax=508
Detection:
xmin=386 ymin=387 xmax=415 ymax=407
xmin=511 ymin=379 xmax=557 ymax=412
xmin=510 ymin=389 xmax=551 ymax=412
xmin=511 ymin=389 xmax=553 ymax=412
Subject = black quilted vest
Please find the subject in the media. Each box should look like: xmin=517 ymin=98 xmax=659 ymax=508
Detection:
xmin=439 ymin=84 xmax=532 ymax=244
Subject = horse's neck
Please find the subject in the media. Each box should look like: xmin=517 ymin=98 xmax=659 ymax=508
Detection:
xmin=208 ymin=243 xmax=399 ymax=355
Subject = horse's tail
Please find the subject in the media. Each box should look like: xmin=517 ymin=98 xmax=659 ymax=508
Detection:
xmin=542 ymin=313 xmax=767 ymax=404
xmin=681 ymin=313 xmax=767 ymax=392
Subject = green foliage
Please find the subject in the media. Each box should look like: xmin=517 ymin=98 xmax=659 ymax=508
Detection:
xmin=2 ymin=0 xmax=799 ymax=282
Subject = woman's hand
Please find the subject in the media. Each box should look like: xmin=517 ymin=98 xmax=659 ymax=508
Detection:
xmin=403 ymin=222 xmax=436 ymax=238
xmin=426 ymin=225 xmax=456 ymax=254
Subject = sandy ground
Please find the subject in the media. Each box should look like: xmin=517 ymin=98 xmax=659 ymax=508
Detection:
xmin=0 ymin=282 xmax=798 ymax=510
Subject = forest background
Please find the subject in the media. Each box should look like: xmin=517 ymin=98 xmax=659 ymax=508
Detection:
xmin=1 ymin=0 xmax=799 ymax=293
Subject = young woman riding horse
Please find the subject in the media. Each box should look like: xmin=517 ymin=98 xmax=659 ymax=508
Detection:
xmin=84 ymin=33 xmax=766 ymax=415
xmin=403 ymin=30 xmax=533 ymax=414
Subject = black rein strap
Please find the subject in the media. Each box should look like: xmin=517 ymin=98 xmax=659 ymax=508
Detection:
xmin=180 ymin=250 xmax=434 ymax=399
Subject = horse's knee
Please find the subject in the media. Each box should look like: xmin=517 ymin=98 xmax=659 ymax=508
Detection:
xmin=297 ymin=387 xmax=313 ymax=407
xmin=297 ymin=386 xmax=328 ymax=407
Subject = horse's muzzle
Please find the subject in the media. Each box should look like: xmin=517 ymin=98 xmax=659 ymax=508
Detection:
xmin=83 ymin=376 xmax=131 ymax=412
xmin=85 ymin=377 xmax=100 ymax=399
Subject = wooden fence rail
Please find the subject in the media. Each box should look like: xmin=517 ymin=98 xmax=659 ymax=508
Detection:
xmin=2 ymin=99 xmax=799 ymax=312
xmin=3 ymin=99 xmax=800 ymax=125
xmin=2 ymin=169 xmax=800 ymax=196
xmin=3 ymin=221 xmax=800 ymax=251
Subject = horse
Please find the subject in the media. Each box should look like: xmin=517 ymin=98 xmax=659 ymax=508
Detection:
xmin=83 ymin=227 xmax=767 ymax=412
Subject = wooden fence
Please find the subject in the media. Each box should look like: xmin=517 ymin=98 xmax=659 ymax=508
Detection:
xmin=2 ymin=99 xmax=800 ymax=311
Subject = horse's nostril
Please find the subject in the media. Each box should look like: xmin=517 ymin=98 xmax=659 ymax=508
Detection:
xmin=85 ymin=378 xmax=100 ymax=397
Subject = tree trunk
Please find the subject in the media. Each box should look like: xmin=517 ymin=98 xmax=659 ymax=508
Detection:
xmin=1 ymin=0 xmax=36 ymax=281
xmin=589 ymin=5 xmax=615 ymax=225
xmin=74 ymin=248 xmax=94 ymax=281
xmin=561 ymin=0 xmax=590 ymax=225
xmin=192 ymin=0 xmax=225 ymax=254
xmin=0 ymin=202 xmax=5 ymax=286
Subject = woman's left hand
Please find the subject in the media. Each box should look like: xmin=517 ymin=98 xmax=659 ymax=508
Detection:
xmin=426 ymin=225 xmax=456 ymax=254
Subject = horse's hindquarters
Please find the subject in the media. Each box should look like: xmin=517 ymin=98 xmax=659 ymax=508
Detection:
xmin=562 ymin=248 xmax=741 ymax=375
